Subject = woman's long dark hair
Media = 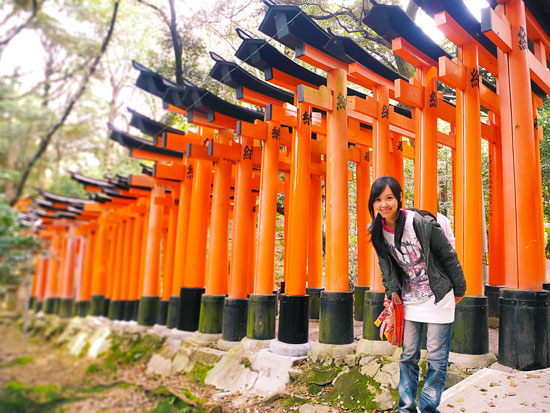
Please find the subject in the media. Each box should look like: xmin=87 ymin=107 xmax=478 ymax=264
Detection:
xmin=368 ymin=176 xmax=406 ymax=256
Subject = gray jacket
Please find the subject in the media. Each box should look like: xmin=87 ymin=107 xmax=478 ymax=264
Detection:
xmin=376 ymin=211 xmax=466 ymax=303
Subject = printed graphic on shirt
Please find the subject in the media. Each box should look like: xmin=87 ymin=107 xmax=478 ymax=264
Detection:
xmin=387 ymin=241 xmax=433 ymax=303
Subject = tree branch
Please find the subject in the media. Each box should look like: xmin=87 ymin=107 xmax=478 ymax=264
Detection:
xmin=168 ymin=0 xmax=183 ymax=86
xmin=11 ymin=1 xmax=120 ymax=204
xmin=0 ymin=0 xmax=41 ymax=48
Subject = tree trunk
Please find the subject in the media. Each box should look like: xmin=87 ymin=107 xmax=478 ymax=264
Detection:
xmin=10 ymin=1 xmax=120 ymax=205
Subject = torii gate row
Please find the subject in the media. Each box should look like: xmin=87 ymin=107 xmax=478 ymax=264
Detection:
xmin=402 ymin=0 xmax=550 ymax=370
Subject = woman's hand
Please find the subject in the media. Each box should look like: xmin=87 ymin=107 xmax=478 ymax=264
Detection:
xmin=455 ymin=296 xmax=463 ymax=305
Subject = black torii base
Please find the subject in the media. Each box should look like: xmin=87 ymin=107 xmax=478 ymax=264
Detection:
xmin=319 ymin=291 xmax=354 ymax=345
xmin=247 ymin=294 xmax=277 ymax=340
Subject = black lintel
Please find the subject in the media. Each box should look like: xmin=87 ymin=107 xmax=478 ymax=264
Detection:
xmin=35 ymin=188 xmax=92 ymax=208
xmin=102 ymin=187 xmax=137 ymax=200
xmin=414 ymin=0 xmax=497 ymax=58
xmin=209 ymin=52 xmax=294 ymax=104
xmin=363 ymin=3 xmax=451 ymax=64
xmin=323 ymin=34 xmax=408 ymax=83
xmin=179 ymin=84 xmax=264 ymax=124
xmin=133 ymin=60 xmax=182 ymax=99
xmin=235 ymin=31 xmax=366 ymax=99
xmin=70 ymin=171 xmax=115 ymax=190
xmin=259 ymin=4 xmax=332 ymax=53
xmin=128 ymin=108 xmax=185 ymax=139
xmin=141 ymin=164 xmax=154 ymax=176
xmin=108 ymin=123 xmax=184 ymax=159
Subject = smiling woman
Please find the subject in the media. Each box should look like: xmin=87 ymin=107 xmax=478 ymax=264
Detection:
xmin=367 ymin=175 xmax=466 ymax=412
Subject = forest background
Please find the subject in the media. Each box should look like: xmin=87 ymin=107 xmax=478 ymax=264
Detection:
xmin=1 ymin=0 xmax=550 ymax=286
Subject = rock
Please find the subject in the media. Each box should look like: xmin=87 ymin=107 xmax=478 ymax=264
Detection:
xmin=308 ymin=342 xmax=356 ymax=365
xmin=299 ymin=403 xmax=340 ymax=412
xmin=356 ymin=338 xmax=396 ymax=356
xmin=344 ymin=354 xmax=357 ymax=367
xmin=146 ymin=353 xmax=172 ymax=375
xmin=205 ymin=344 xmax=259 ymax=392
xmin=373 ymin=384 xmax=396 ymax=411
xmin=249 ymin=348 xmax=301 ymax=396
xmin=374 ymin=361 xmax=400 ymax=388
xmin=360 ymin=360 xmax=380 ymax=377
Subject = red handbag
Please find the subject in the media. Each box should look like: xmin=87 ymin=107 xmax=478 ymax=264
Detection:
xmin=374 ymin=292 xmax=404 ymax=346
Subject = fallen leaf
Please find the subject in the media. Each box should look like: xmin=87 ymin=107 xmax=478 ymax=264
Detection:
xmin=461 ymin=408 xmax=466 ymax=412
xmin=489 ymin=382 xmax=501 ymax=387
xmin=447 ymin=404 xmax=455 ymax=408
xmin=510 ymin=380 xmax=517 ymax=387
xmin=480 ymin=388 xmax=488 ymax=392
xmin=458 ymin=397 xmax=464 ymax=402
xmin=507 ymin=392 xmax=516 ymax=396
xmin=488 ymin=402 xmax=496 ymax=407
xmin=520 ymin=402 xmax=529 ymax=406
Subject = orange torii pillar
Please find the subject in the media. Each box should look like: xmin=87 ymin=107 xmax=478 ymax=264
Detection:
xmin=354 ymin=147 xmax=371 ymax=321
xmin=223 ymin=134 xmax=255 ymax=342
xmin=108 ymin=214 xmax=128 ymax=321
xmin=137 ymin=183 xmax=165 ymax=326
xmin=276 ymin=101 xmax=312 ymax=345
xmin=179 ymin=159 xmax=212 ymax=331
xmin=306 ymin=168 xmax=324 ymax=320
xmin=104 ymin=219 xmax=120 ymax=317
xmin=77 ymin=226 xmax=95 ymax=316
xmin=59 ymin=229 xmax=77 ymax=317
xmin=435 ymin=18 xmax=484 ymax=296
xmin=127 ymin=202 xmax=147 ymax=321
xmin=43 ymin=228 xmax=63 ymax=314
xmin=158 ymin=192 xmax=178 ymax=326
xmin=482 ymin=0 xmax=548 ymax=370
xmin=34 ymin=256 xmax=49 ymax=312
xmin=167 ymin=159 xmax=194 ymax=328
xmin=90 ymin=212 xmax=111 ymax=316
xmin=117 ymin=213 xmax=134 ymax=321
xmin=322 ymin=69 xmax=354 ymax=345
xmin=246 ymin=120 xmax=281 ymax=340
xmin=198 ymin=129 xmax=233 ymax=336
xmin=494 ymin=0 xmax=545 ymax=290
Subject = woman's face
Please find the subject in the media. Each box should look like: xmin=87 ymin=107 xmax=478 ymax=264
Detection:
xmin=373 ymin=185 xmax=399 ymax=222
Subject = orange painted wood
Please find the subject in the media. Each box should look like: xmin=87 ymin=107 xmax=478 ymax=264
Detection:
xmin=504 ymin=0 xmax=545 ymax=289
xmin=297 ymin=43 xmax=348 ymax=72
xmin=297 ymin=84 xmax=332 ymax=111
xmin=205 ymin=129 xmax=233 ymax=296
xmin=183 ymin=160 xmax=212 ymax=289
xmin=112 ymin=219 xmax=126 ymax=300
xmin=120 ymin=217 xmax=134 ymax=301
xmin=91 ymin=217 xmax=109 ymax=297
xmin=171 ymin=160 xmax=194 ymax=296
xmin=325 ymin=68 xmax=349 ymax=293
xmin=267 ymin=67 xmax=319 ymax=91
xmin=247 ymin=202 xmax=257 ymax=295
xmin=374 ymin=85 xmax=391 ymax=179
xmin=229 ymin=134 xmax=254 ymax=298
xmin=129 ymin=214 xmax=144 ymax=301
xmin=438 ymin=56 xmax=466 ymax=90
xmin=142 ymin=184 xmax=164 ymax=297
xmin=393 ymin=37 xmax=437 ymax=68
xmin=254 ymin=120 xmax=281 ymax=295
xmin=395 ymin=79 xmax=423 ymax=109
xmin=356 ymin=147 xmax=371 ymax=287
xmin=162 ymin=198 xmax=178 ymax=301
xmin=285 ymin=102 xmax=312 ymax=296
xmin=239 ymin=87 xmax=287 ymax=107
xmin=455 ymin=43 xmax=483 ymax=295
xmin=348 ymin=62 xmax=395 ymax=90
xmin=435 ymin=11 xmax=498 ymax=76
xmin=61 ymin=235 xmax=77 ymax=299
xmin=488 ymin=122 xmax=506 ymax=286
xmin=482 ymin=7 xmax=512 ymax=52
xmin=416 ymin=65 xmax=438 ymax=214
xmin=308 ymin=174 xmax=323 ymax=289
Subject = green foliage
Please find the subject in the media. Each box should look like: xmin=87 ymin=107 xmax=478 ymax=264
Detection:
xmin=0 ymin=355 xmax=35 ymax=369
xmin=538 ymin=97 xmax=550 ymax=221
xmin=189 ymin=362 xmax=213 ymax=385
xmin=0 ymin=203 xmax=41 ymax=285
xmin=0 ymin=381 xmax=66 ymax=412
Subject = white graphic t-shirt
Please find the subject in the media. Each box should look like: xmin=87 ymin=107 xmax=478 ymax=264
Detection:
xmin=382 ymin=210 xmax=455 ymax=323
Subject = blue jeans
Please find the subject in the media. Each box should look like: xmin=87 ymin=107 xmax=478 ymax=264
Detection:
xmin=398 ymin=320 xmax=453 ymax=413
